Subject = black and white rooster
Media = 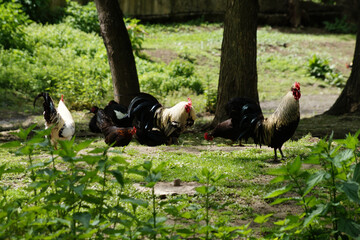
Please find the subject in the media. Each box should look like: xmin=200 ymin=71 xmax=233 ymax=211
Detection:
xmin=34 ymin=93 xmax=75 ymax=148
xmin=126 ymin=93 xmax=196 ymax=146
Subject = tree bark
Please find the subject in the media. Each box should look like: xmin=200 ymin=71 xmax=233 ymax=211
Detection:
xmin=326 ymin=3 xmax=360 ymax=115
xmin=212 ymin=0 xmax=259 ymax=124
xmin=94 ymin=0 xmax=140 ymax=106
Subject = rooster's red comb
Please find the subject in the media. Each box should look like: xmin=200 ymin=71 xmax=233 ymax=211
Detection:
xmin=185 ymin=97 xmax=192 ymax=113
xmin=294 ymin=82 xmax=300 ymax=90
xmin=60 ymin=95 xmax=64 ymax=101
xmin=204 ymin=132 xmax=214 ymax=141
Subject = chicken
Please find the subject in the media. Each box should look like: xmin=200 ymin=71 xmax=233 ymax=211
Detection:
xmin=204 ymin=118 xmax=242 ymax=145
xmin=89 ymin=100 xmax=131 ymax=134
xmin=204 ymin=97 xmax=259 ymax=145
xmin=233 ymin=82 xmax=301 ymax=161
xmin=127 ymin=93 xmax=196 ymax=146
xmin=89 ymin=106 xmax=101 ymax=133
xmin=34 ymin=93 xmax=75 ymax=148
xmin=96 ymin=109 xmax=136 ymax=147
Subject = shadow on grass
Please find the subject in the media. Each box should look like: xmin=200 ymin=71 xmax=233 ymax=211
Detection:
xmin=294 ymin=113 xmax=360 ymax=140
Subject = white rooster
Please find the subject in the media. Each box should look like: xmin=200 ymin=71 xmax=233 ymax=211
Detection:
xmin=34 ymin=93 xmax=75 ymax=148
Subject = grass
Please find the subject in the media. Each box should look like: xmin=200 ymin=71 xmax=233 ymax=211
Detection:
xmin=1 ymin=20 xmax=360 ymax=238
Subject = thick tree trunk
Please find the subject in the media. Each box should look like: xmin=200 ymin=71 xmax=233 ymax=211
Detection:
xmin=326 ymin=5 xmax=360 ymax=115
xmin=94 ymin=0 xmax=140 ymax=106
xmin=212 ymin=0 xmax=259 ymax=125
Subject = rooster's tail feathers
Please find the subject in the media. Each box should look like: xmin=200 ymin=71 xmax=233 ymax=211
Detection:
xmin=34 ymin=92 xmax=57 ymax=124
xmin=234 ymin=103 xmax=264 ymax=142
xmin=127 ymin=93 xmax=160 ymax=114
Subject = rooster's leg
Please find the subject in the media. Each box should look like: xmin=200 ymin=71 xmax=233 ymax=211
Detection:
xmin=279 ymin=148 xmax=285 ymax=159
xmin=273 ymin=148 xmax=280 ymax=162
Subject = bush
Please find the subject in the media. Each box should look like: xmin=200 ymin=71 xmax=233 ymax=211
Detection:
xmin=0 ymin=1 xmax=31 ymax=49
xmin=137 ymin=58 xmax=204 ymax=96
xmin=124 ymin=18 xmax=146 ymax=54
xmin=0 ymin=23 xmax=110 ymax=109
xmin=308 ymin=54 xmax=345 ymax=87
xmin=265 ymin=131 xmax=360 ymax=239
xmin=324 ymin=16 xmax=356 ymax=34
xmin=0 ymin=125 xmax=251 ymax=239
xmin=12 ymin=0 xmax=65 ymax=24
xmin=63 ymin=2 xmax=145 ymax=54
xmin=64 ymin=0 xmax=100 ymax=34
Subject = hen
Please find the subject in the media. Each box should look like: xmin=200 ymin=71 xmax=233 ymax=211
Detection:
xmin=96 ymin=108 xmax=136 ymax=147
xmin=233 ymin=82 xmax=301 ymax=161
xmin=34 ymin=93 xmax=75 ymax=148
xmin=204 ymin=97 xmax=259 ymax=145
xmin=127 ymin=93 xmax=196 ymax=146
xmin=204 ymin=119 xmax=241 ymax=144
xmin=89 ymin=100 xmax=131 ymax=133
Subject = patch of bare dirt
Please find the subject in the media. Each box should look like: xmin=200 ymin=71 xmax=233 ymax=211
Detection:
xmin=142 ymin=48 xmax=179 ymax=64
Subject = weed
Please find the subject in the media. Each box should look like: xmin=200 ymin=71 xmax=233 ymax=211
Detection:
xmin=265 ymin=130 xmax=360 ymax=239
xmin=308 ymin=54 xmax=345 ymax=87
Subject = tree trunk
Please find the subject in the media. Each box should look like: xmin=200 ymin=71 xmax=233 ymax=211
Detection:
xmin=288 ymin=0 xmax=301 ymax=27
xmin=212 ymin=0 xmax=259 ymax=125
xmin=94 ymin=0 xmax=140 ymax=106
xmin=326 ymin=4 xmax=360 ymax=115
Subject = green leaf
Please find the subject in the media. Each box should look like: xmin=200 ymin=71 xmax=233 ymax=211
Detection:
xmin=153 ymin=161 xmax=167 ymax=173
xmin=270 ymin=197 xmax=296 ymax=206
xmin=143 ymin=160 xmax=152 ymax=171
xmin=303 ymin=204 xmax=326 ymax=227
xmin=340 ymin=181 xmax=360 ymax=204
xmin=353 ymin=163 xmax=360 ymax=183
xmin=303 ymin=154 xmax=320 ymax=164
xmin=212 ymin=173 xmax=226 ymax=183
xmin=111 ymin=156 xmax=127 ymax=165
xmin=81 ymin=155 xmax=102 ymax=165
xmin=288 ymin=156 xmax=302 ymax=175
xmin=303 ymin=170 xmax=327 ymax=196
xmin=254 ymin=213 xmax=273 ymax=224
xmin=120 ymin=197 xmax=148 ymax=208
xmin=110 ymin=170 xmax=124 ymax=187
xmin=333 ymin=149 xmax=354 ymax=168
xmin=15 ymin=124 xmax=37 ymax=140
xmin=270 ymin=175 xmax=287 ymax=184
xmin=338 ymin=218 xmax=360 ymax=239
xmin=128 ymin=168 xmax=147 ymax=177
xmin=89 ymin=147 xmax=107 ymax=154
xmin=73 ymin=212 xmax=91 ymax=228
xmin=1 ymin=141 xmax=21 ymax=148
xmin=74 ymin=139 xmax=93 ymax=152
xmin=73 ymin=185 xmax=85 ymax=198
xmin=264 ymin=185 xmax=292 ymax=199
xmin=195 ymin=186 xmax=207 ymax=194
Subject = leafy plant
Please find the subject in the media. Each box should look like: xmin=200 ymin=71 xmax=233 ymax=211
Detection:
xmin=64 ymin=0 xmax=100 ymax=34
xmin=308 ymin=54 xmax=345 ymax=87
xmin=0 ymin=1 xmax=31 ymax=49
xmin=265 ymin=130 xmax=360 ymax=239
xmin=324 ymin=16 xmax=356 ymax=34
xmin=124 ymin=18 xmax=146 ymax=55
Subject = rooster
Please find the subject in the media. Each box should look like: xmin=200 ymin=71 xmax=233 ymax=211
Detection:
xmin=96 ymin=109 xmax=136 ymax=147
xmin=232 ymin=82 xmax=301 ymax=161
xmin=89 ymin=101 xmax=131 ymax=133
xmin=204 ymin=97 xmax=259 ymax=145
xmin=127 ymin=93 xmax=196 ymax=146
xmin=34 ymin=93 xmax=75 ymax=148
xmin=204 ymin=119 xmax=242 ymax=145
